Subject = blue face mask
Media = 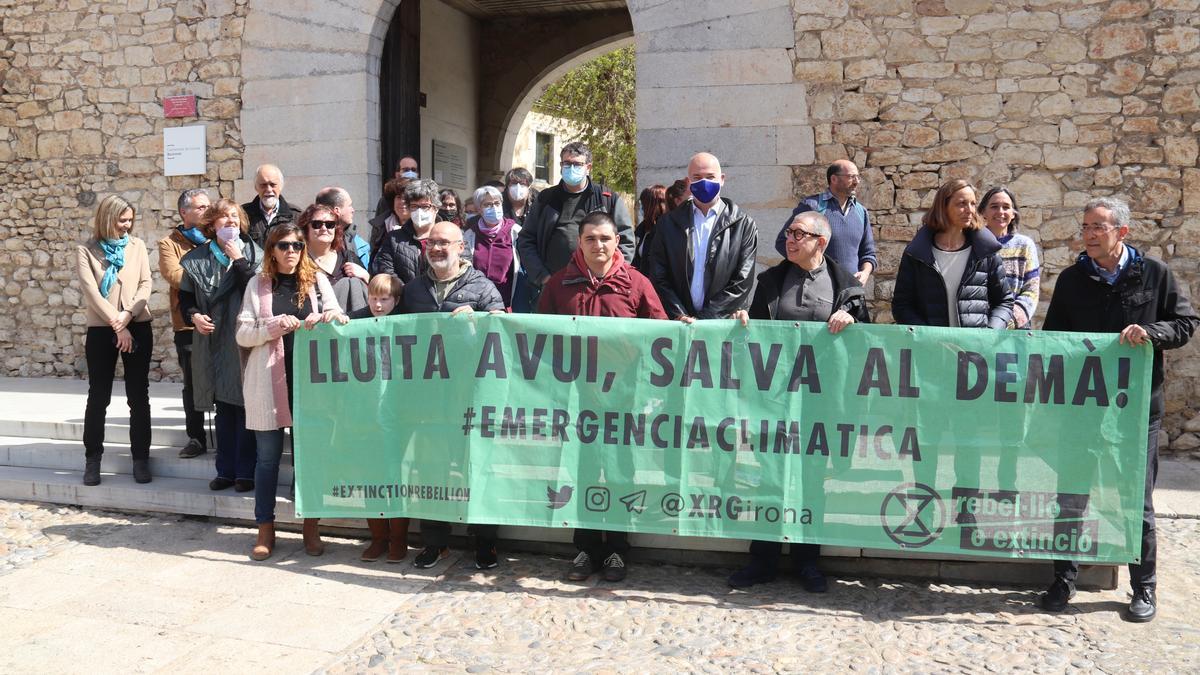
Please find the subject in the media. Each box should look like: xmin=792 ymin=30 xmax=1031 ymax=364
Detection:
xmin=482 ymin=205 xmax=504 ymax=225
xmin=400 ymin=170 xmax=418 ymax=180
xmin=561 ymin=164 xmax=587 ymax=187
xmin=690 ymin=178 xmax=721 ymax=204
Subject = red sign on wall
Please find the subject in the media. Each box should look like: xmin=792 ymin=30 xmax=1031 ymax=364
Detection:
xmin=163 ymin=95 xmax=197 ymax=118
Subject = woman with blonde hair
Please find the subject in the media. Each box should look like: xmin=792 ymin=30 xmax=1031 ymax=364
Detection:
xmin=892 ymin=179 xmax=1012 ymax=329
xmin=237 ymin=223 xmax=347 ymax=561
xmin=179 ymin=198 xmax=263 ymax=493
xmin=76 ymin=195 xmax=153 ymax=486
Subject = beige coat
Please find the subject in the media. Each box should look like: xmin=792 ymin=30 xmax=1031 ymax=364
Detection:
xmin=157 ymin=229 xmax=201 ymax=332
xmin=76 ymin=237 xmax=153 ymax=327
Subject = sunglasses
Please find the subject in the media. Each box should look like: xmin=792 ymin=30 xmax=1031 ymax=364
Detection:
xmin=309 ymin=220 xmax=337 ymax=230
xmin=274 ymin=241 xmax=305 ymax=252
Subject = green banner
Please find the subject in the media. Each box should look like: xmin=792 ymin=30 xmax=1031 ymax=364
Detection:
xmin=294 ymin=314 xmax=1151 ymax=563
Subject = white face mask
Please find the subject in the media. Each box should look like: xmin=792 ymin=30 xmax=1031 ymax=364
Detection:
xmin=412 ymin=208 xmax=435 ymax=228
xmin=508 ymin=184 xmax=529 ymax=201
xmin=216 ymin=226 xmax=240 ymax=243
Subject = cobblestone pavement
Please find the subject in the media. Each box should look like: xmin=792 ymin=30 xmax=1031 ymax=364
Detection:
xmin=2 ymin=501 xmax=1198 ymax=673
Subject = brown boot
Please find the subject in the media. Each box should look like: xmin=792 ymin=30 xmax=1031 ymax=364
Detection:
xmin=361 ymin=519 xmax=389 ymax=562
xmin=386 ymin=518 xmax=409 ymax=563
xmin=251 ymin=523 xmax=275 ymax=561
xmin=303 ymin=518 xmax=325 ymax=556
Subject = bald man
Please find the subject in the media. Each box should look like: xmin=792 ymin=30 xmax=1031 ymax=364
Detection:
xmin=774 ymin=160 xmax=877 ymax=286
xmin=242 ymin=164 xmax=302 ymax=246
xmin=646 ymin=152 xmax=758 ymax=321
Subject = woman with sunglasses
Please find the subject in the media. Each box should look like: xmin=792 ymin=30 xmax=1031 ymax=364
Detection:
xmin=179 ymin=198 xmax=263 ymax=493
xmin=303 ymin=204 xmax=369 ymax=315
xmin=238 ymin=223 xmax=348 ymax=561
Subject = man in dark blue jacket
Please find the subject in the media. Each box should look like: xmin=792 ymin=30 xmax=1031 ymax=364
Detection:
xmin=1039 ymin=197 xmax=1199 ymax=623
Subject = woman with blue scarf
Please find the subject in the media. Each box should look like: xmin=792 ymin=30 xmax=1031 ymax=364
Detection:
xmin=179 ymin=199 xmax=264 ymax=494
xmin=75 ymin=195 xmax=154 ymax=486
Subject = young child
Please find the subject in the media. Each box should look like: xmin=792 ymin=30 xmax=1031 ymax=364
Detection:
xmin=349 ymin=273 xmax=403 ymax=320
xmin=352 ymin=274 xmax=409 ymax=562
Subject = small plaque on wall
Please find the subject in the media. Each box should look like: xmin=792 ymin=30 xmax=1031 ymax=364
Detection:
xmin=163 ymin=95 xmax=197 ymax=118
xmin=431 ymin=139 xmax=468 ymax=189
xmin=163 ymin=125 xmax=206 ymax=176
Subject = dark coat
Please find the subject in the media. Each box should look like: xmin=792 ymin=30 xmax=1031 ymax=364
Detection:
xmin=538 ymin=248 xmax=667 ymax=319
xmin=370 ymin=220 xmax=475 ymax=283
xmin=749 ymin=257 xmax=871 ymax=323
xmin=516 ymin=178 xmax=634 ymax=283
xmin=401 ymin=263 xmax=505 ymax=314
xmin=1044 ymin=245 xmax=1199 ymax=418
xmin=177 ymin=236 xmax=263 ymax=408
xmin=892 ymin=226 xmax=1013 ymax=329
xmin=647 ymin=198 xmax=759 ymax=320
xmin=242 ymin=195 xmax=302 ymax=248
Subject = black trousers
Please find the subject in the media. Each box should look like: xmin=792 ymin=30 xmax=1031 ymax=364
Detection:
xmin=1054 ymin=416 xmax=1160 ymax=591
xmin=419 ymin=521 xmax=498 ymax=549
xmin=83 ymin=322 xmax=153 ymax=460
xmin=747 ymin=540 xmax=821 ymax=570
xmin=172 ymin=330 xmax=207 ymax=446
xmin=573 ymin=529 xmax=630 ymax=559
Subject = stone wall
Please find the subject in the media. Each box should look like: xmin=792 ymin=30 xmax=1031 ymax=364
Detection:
xmin=782 ymin=0 xmax=1200 ymax=451
xmin=0 ymin=0 xmax=248 ymax=380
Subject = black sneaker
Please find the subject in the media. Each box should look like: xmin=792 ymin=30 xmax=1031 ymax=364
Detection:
xmin=796 ymin=564 xmax=829 ymax=593
xmin=602 ymin=552 xmax=627 ymax=582
xmin=412 ymin=546 xmax=448 ymax=569
xmin=475 ymin=546 xmax=498 ymax=570
xmin=728 ymin=557 xmax=776 ymax=589
xmin=567 ymin=551 xmax=596 ymax=581
xmin=132 ymin=460 xmax=152 ymax=484
xmin=178 ymin=439 xmax=206 ymax=458
xmin=82 ymin=459 xmax=101 ymax=486
xmin=1039 ymin=578 xmax=1076 ymax=612
xmin=1125 ymin=587 xmax=1156 ymax=623
xmin=209 ymin=477 xmax=235 ymax=491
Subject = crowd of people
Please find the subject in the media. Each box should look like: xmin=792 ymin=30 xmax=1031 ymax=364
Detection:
xmin=75 ymin=141 xmax=1196 ymax=623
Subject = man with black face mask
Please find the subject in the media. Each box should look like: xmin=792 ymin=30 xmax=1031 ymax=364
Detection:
xmin=646 ymin=152 xmax=759 ymax=322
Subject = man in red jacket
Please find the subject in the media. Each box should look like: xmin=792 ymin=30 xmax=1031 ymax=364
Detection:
xmin=539 ymin=212 xmax=667 ymax=582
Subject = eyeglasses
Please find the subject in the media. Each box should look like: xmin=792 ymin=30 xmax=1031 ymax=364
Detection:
xmin=274 ymin=241 xmax=305 ymax=252
xmin=409 ymin=203 xmax=437 ymax=212
xmin=427 ymin=239 xmax=462 ymax=249
xmin=562 ymin=161 xmax=587 ymax=168
xmin=1080 ymin=224 xmax=1117 ymax=235
xmin=834 ymin=173 xmax=861 ymax=182
xmin=784 ymin=228 xmax=821 ymax=241
xmin=309 ymin=220 xmax=337 ymax=230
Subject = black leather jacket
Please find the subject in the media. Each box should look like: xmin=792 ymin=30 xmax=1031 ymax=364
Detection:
xmin=647 ymin=198 xmax=759 ymax=319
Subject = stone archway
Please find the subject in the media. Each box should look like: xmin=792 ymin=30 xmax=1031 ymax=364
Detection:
xmin=238 ymin=0 xmax=398 ymax=208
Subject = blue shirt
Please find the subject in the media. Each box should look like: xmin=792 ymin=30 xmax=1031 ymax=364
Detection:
xmin=689 ymin=199 xmax=724 ymax=313
xmin=1089 ymin=244 xmax=1130 ymax=285
xmin=774 ymin=191 xmax=877 ymax=274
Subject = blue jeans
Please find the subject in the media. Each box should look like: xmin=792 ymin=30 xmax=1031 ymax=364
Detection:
xmin=214 ymin=402 xmax=257 ymax=481
xmin=254 ymin=429 xmax=287 ymax=524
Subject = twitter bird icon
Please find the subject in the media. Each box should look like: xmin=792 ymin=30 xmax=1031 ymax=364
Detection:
xmin=546 ymin=485 xmax=574 ymax=509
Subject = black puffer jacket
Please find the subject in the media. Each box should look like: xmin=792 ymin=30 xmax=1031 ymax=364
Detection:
xmin=401 ymin=262 xmax=504 ymax=314
xmin=242 ymin=195 xmax=302 ymax=248
xmin=892 ymin=226 xmax=1013 ymax=329
xmin=370 ymin=221 xmax=475 ymax=283
xmin=647 ymin=198 xmax=759 ymax=320
xmin=750 ymin=257 xmax=871 ymax=323
xmin=1044 ymin=245 xmax=1199 ymax=418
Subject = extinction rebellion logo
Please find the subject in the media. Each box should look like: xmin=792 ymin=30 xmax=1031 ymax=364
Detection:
xmin=880 ymin=483 xmax=947 ymax=548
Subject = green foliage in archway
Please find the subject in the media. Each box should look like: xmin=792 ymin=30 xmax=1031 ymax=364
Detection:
xmin=533 ymin=45 xmax=636 ymax=195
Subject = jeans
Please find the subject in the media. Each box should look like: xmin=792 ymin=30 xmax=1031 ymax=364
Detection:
xmin=253 ymin=429 xmax=287 ymax=524
xmin=573 ymin=529 xmax=629 ymax=559
xmin=172 ymin=330 xmax=207 ymax=446
xmin=419 ymin=521 xmax=498 ymax=549
xmin=83 ymin=322 xmax=153 ymax=460
xmin=1054 ymin=416 xmax=1160 ymax=591
xmin=214 ymin=402 xmax=257 ymax=481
